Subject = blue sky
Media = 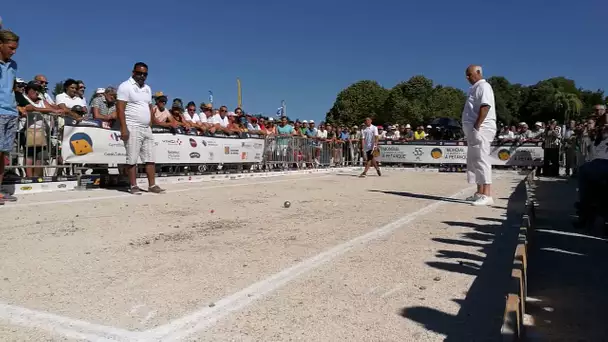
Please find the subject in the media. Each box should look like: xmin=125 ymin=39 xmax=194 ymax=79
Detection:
xmin=2 ymin=0 xmax=605 ymax=123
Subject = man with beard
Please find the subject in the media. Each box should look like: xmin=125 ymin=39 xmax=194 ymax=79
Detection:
xmin=116 ymin=62 xmax=164 ymax=195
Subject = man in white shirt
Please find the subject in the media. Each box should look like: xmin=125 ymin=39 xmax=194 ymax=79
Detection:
xmin=116 ymin=62 xmax=164 ymax=195
xmin=359 ymin=117 xmax=381 ymax=177
xmin=56 ymin=78 xmax=87 ymax=113
xmin=462 ymin=65 xmax=496 ymax=206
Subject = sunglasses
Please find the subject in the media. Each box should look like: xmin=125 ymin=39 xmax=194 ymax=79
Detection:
xmin=38 ymin=81 xmax=48 ymax=85
xmin=220 ymin=109 xmax=227 ymax=112
xmin=79 ymin=86 xmax=86 ymax=90
xmin=134 ymin=71 xmax=148 ymax=77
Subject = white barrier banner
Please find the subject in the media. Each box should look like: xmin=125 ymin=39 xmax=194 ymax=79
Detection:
xmin=378 ymin=142 xmax=543 ymax=166
xmin=62 ymin=126 xmax=266 ymax=164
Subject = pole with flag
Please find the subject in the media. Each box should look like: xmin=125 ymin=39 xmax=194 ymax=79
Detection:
xmin=237 ymin=78 xmax=242 ymax=108
xmin=276 ymin=100 xmax=285 ymax=118
xmin=208 ymin=91 xmax=213 ymax=105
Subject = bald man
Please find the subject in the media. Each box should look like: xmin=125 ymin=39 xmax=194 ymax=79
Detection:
xmin=462 ymin=65 xmax=497 ymax=206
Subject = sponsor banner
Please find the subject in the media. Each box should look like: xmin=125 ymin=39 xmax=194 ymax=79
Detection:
xmin=62 ymin=125 xmax=266 ymax=164
xmin=381 ymin=140 xmax=543 ymax=147
xmin=378 ymin=143 xmax=543 ymax=166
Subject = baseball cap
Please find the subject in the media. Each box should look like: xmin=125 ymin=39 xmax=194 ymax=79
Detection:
xmin=426 ymin=125 xmax=432 ymax=128
xmin=96 ymin=88 xmax=106 ymax=94
xmin=405 ymin=124 xmax=411 ymax=129
xmin=309 ymin=120 xmax=314 ymax=123
xmin=16 ymin=78 xmax=26 ymax=84
xmin=535 ymin=122 xmax=542 ymax=127
xmin=268 ymin=117 xmax=274 ymax=121
xmin=302 ymin=120 xmax=308 ymax=124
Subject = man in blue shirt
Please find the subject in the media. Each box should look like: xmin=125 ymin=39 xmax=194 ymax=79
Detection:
xmin=0 ymin=30 xmax=19 ymax=204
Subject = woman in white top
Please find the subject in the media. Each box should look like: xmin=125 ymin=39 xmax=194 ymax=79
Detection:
xmin=20 ymin=82 xmax=65 ymax=177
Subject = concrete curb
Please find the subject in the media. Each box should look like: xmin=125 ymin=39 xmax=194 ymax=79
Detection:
xmin=501 ymin=169 xmax=536 ymax=341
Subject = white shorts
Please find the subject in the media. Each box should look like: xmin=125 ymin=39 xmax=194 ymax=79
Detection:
xmin=124 ymin=125 xmax=155 ymax=165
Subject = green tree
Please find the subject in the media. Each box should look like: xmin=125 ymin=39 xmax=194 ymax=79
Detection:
xmin=487 ymin=76 xmax=524 ymax=125
xmin=427 ymin=85 xmax=466 ymax=120
xmin=326 ymin=80 xmax=388 ymax=126
xmin=579 ymin=89 xmax=605 ymax=116
xmin=381 ymin=75 xmax=434 ymax=124
xmin=52 ymin=81 xmax=64 ymax=97
xmin=554 ymin=91 xmax=582 ymax=122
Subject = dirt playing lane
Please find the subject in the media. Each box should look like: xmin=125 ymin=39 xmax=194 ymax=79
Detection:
xmin=0 ymin=170 xmax=523 ymax=341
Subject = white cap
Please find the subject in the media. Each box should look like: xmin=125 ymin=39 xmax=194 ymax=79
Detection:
xmin=96 ymin=88 xmax=105 ymax=94
xmin=302 ymin=120 xmax=308 ymax=123
xmin=426 ymin=125 xmax=432 ymax=128
xmin=520 ymin=122 xmax=527 ymax=126
xmin=268 ymin=117 xmax=274 ymax=121
xmin=405 ymin=124 xmax=411 ymax=129
xmin=309 ymin=120 xmax=314 ymax=123
xmin=16 ymin=78 xmax=25 ymax=83
xmin=535 ymin=122 xmax=542 ymax=127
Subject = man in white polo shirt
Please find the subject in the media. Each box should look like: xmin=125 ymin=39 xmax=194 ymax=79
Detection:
xmin=462 ymin=65 xmax=497 ymax=206
xmin=116 ymin=62 xmax=164 ymax=195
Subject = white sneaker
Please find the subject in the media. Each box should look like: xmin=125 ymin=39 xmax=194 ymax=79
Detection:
xmin=465 ymin=193 xmax=481 ymax=202
xmin=472 ymin=195 xmax=494 ymax=206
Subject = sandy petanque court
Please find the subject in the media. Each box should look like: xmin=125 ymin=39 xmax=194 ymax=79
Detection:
xmin=0 ymin=169 xmax=524 ymax=341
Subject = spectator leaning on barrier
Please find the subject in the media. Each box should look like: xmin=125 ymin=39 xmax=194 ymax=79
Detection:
xmin=386 ymin=125 xmax=399 ymax=140
xmin=76 ymin=80 xmax=86 ymax=99
xmin=377 ymin=125 xmax=386 ymax=140
xmin=169 ymin=99 xmax=188 ymax=128
xmin=265 ymin=117 xmax=276 ymax=135
xmin=184 ymin=101 xmax=202 ymax=125
xmin=305 ymin=120 xmax=317 ymax=138
xmin=34 ymin=74 xmax=55 ymax=105
xmin=56 ymin=79 xmax=88 ymax=117
xmin=462 ymin=64 xmax=497 ymax=206
xmin=152 ymin=92 xmax=176 ymax=128
xmin=90 ymin=87 xmax=117 ymax=122
xmin=20 ymin=81 xmax=62 ymax=177
xmin=116 ymin=61 xmax=164 ymax=195
xmin=414 ymin=126 xmax=426 ymax=140
xmin=0 ymin=29 xmax=19 ymax=203
xmin=246 ymin=116 xmax=261 ymax=133
xmin=531 ymin=122 xmax=545 ymax=139
xmin=402 ymin=124 xmax=414 ymax=141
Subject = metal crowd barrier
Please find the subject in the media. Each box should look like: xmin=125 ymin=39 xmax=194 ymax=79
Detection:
xmin=263 ymin=136 xmax=363 ymax=169
xmin=7 ymin=112 xmax=71 ymax=177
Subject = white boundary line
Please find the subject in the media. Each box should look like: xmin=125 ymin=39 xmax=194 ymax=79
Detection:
xmin=144 ymin=184 xmax=476 ymax=341
xmin=2 ymin=174 xmax=334 ymax=209
xmin=0 ymin=172 xmax=487 ymax=341
xmin=0 ymin=302 xmax=138 ymax=341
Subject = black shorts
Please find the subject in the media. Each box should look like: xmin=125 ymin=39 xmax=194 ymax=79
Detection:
xmin=365 ymin=150 xmax=374 ymax=160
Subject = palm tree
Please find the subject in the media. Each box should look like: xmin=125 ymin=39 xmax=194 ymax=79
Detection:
xmin=554 ymin=91 xmax=582 ymax=122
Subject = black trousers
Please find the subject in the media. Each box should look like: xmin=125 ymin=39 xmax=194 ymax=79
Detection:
xmin=543 ymin=147 xmax=560 ymax=177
